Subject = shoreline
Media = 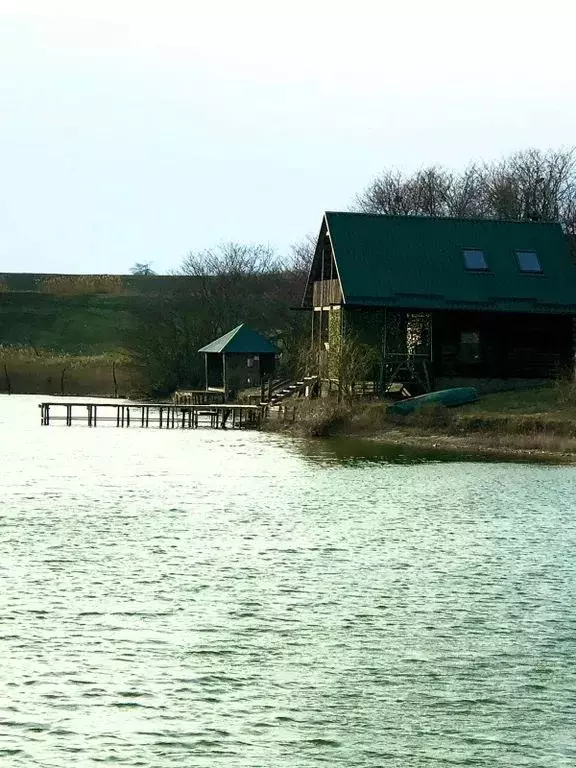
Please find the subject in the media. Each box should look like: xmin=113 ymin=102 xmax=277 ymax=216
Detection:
xmin=344 ymin=427 xmax=576 ymax=464
xmin=271 ymin=421 xmax=576 ymax=463
xmin=266 ymin=394 xmax=576 ymax=464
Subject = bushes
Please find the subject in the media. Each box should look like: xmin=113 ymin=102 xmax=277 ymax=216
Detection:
xmin=261 ymin=385 xmax=576 ymax=460
xmin=267 ymin=399 xmax=352 ymax=438
xmin=553 ymin=377 xmax=576 ymax=408
xmin=40 ymin=275 xmax=124 ymax=295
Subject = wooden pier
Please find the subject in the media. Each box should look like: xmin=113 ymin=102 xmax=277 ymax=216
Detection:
xmin=39 ymin=401 xmax=264 ymax=429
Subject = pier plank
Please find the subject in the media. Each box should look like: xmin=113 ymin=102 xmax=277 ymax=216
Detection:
xmin=38 ymin=401 xmax=263 ymax=430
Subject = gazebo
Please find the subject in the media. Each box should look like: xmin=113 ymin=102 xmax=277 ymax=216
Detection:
xmin=198 ymin=324 xmax=278 ymax=398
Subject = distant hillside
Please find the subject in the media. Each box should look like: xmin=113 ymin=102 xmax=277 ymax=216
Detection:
xmin=0 ymin=273 xmax=196 ymax=355
xmin=0 ymin=272 xmax=304 ymax=351
xmin=0 ymin=270 xmax=306 ymax=396
xmin=0 ymin=293 xmax=138 ymax=354
xmin=0 ymin=272 xmax=187 ymax=294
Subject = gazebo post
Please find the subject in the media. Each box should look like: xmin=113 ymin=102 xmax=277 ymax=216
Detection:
xmin=204 ymin=353 xmax=209 ymax=391
xmin=222 ymin=354 xmax=227 ymax=401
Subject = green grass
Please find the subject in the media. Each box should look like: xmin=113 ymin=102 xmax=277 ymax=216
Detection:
xmin=0 ymin=293 xmax=138 ymax=355
xmin=452 ymin=383 xmax=576 ymax=427
xmin=395 ymin=383 xmax=576 ymax=443
xmin=458 ymin=385 xmax=569 ymax=415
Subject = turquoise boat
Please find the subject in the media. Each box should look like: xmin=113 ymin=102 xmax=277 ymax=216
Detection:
xmin=387 ymin=387 xmax=478 ymax=415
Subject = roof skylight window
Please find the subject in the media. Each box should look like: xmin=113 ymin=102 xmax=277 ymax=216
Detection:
xmin=463 ymin=249 xmax=488 ymax=271
xmin=516 ymin=251 xmax=542 ymax=273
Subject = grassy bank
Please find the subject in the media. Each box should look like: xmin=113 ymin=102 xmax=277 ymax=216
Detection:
xmin=266 ymin=384 xmax=576 ymax=462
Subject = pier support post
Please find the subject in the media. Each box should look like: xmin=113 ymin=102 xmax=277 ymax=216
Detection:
xmin=37 ymin=401 xmax=262 ymax=431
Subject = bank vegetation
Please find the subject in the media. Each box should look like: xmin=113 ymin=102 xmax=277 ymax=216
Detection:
xmin=265 ymin=382 xmax=576 ymax=462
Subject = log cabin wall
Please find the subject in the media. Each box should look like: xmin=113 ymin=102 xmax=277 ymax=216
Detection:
xmin=224 ymin=353 xmax=276 ymax=392
xmin=312 ymin=279 xmax=341 ymax=307
xmin=432 ymin=311 xmax=574 ymax=379
xmin=343 ymin=307 xmax=387 ymax=347
xmin=342 ymin=307 xmax=573 ymax=383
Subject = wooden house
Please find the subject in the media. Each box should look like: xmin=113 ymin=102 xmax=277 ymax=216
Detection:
xmin=302 ymin=213 xmax=576 ymax=392
xmin=199 ymin=324 xmax=278 ymax=398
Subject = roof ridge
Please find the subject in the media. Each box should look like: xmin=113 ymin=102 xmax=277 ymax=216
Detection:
xmin=325 ymin=211 xmax=562 ymax=227
xmin=318 ymin=210 xmax=575 ymax=315
xmin=198 ymin=323 xmax=278 ymax=354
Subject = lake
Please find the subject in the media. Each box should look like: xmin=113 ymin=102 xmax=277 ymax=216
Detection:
xmin=2 ymin=395 xmax=576 ymax=767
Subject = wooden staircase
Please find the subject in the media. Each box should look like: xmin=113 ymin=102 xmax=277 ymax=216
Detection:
xmin=261 ymin=376 xmax=319 ymax=407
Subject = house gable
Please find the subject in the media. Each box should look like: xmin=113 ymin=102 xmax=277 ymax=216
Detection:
xmin=302 ymin=218 xmax=344 ymax=308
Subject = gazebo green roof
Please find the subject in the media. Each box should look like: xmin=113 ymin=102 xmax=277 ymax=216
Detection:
xmin=198 ymin=324 xmax=278 ymax=354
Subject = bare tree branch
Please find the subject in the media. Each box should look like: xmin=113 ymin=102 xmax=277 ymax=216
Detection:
xmin=179 ymin=242 xmax=284 ymax=277
xmin=353 ymin=148 xmax=576 ymax=232
xmin=288 ymin=234 xmax=316 ymax=276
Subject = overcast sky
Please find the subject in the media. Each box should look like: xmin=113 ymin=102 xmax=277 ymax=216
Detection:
xmin=1 ymin=0 xmax=575 ymax=274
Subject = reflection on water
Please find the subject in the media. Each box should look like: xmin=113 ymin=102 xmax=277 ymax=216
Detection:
xmin=1 ymin=395 xmax=576 ymax=767
xmin=295 ymin=436 xmax=483 ymax=466
xmin=293 ymin=434 xmax=545 ymax=467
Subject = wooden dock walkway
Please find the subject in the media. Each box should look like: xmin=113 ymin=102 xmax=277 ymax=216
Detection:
xmin=39 ymin=401 xmax=264 ymax=429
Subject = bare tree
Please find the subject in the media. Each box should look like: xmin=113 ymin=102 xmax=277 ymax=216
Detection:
xmin=180 ymin=242 xmax=283 ymax=277
xmin=354 ymin=148 xmax=576 ymax=233
xmin=332 ymin=334 xmax=379 ymax=404
xmin=355 ymin=169 xmax=412 ymax=215
xmin=355 ymin=166 xmax=455 ymax=216
xmin=130 ymin=262 xmax=156 ymax=275
xmin=445 ymin=164 xmax=490 ymax=217
xmin=127 ymin=294 xmax=205 ymax=396
xmin=485 ymin=148 xmax=576 ymax=225
xmin=288 ymin=234 xmax=316 ymax=276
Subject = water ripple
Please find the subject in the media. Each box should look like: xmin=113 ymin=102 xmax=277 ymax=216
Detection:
xmin=1 ymin=395 xmax=576 ymax=767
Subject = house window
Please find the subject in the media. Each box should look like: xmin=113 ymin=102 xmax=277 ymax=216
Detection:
xmin=459 ymin=331 xmax=481 ymax=363
xmin=463 ymin=249 xmax=488 ymax=271
xmin=516 ymin=250 xmax=542 ymax=273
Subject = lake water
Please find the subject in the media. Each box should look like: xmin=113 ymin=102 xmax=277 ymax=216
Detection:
xmin=2 ymin=395 xmax=576 ymax=767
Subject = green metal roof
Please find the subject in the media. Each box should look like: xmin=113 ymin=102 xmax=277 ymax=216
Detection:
xmin=198 ymin=324 xmax=278 ymax=354
xmin=322 ymin=212 xmax=576 ymax=314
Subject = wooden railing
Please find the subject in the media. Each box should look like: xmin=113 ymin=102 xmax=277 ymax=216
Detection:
xmin=312 ymin=279 xmax=341 ymax=307
xmin=173 ymin=390 xmax=224 ymax=405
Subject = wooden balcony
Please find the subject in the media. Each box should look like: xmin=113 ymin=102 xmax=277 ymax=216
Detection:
xmin=312 ymin=279 xmax=341 ymax=307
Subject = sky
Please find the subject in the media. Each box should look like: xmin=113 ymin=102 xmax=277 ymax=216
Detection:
xmin=1 ymin=0 xmax=575 ymax=275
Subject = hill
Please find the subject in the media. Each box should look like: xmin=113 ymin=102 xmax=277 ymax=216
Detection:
xmin=0 ymin=271 xmax=306 ymax=396
xmin=0 ymin=273 xmax=193 ymax=354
